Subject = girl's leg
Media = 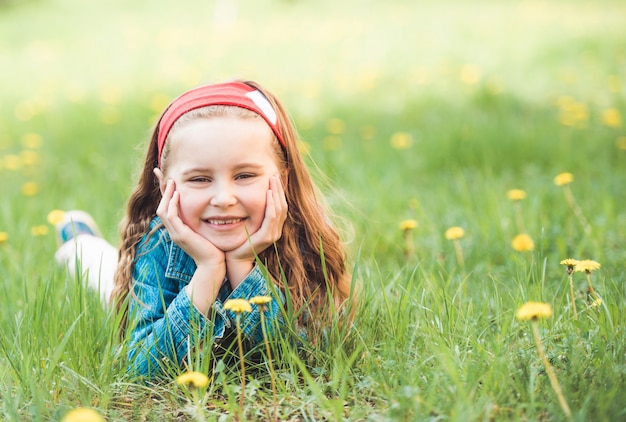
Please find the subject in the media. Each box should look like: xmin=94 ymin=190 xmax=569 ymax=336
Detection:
xmin=54 ymin=211 xmax=118 ymax=305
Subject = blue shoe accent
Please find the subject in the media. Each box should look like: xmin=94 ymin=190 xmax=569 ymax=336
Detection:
xmin=58 ymin=221 xmax=97 ymax=244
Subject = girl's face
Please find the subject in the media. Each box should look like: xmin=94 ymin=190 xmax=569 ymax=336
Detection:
xmin=157 ymin=116 xmax=283 ymax=252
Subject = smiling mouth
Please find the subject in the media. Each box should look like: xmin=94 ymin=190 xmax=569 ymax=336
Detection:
xmin=205 ymin=218 xmax=246 ymax=225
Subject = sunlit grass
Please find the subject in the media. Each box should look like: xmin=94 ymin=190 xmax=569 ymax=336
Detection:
xmin=1 ymin=0 xmax=625 ymax=419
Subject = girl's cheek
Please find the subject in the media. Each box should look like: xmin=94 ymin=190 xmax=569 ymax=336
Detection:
xmin=175 ymin=195 xmax=192 ymax=222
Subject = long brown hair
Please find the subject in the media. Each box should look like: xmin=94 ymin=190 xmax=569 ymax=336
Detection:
xmin=111 ymin=80 xmax=353 ymax=334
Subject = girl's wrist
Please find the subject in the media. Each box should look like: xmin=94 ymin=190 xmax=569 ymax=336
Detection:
xmin=186 ymin=263 xmax=227 ymax=315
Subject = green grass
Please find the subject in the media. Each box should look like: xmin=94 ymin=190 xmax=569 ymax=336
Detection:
xmin=1 ymin=0 xmax=625 ymax=420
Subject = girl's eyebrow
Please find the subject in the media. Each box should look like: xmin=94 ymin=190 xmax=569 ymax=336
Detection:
xmin=181 ymin=167 xmax=212 ymax=176
xmin=181 ymin=163 xmax=264 ymax=176
xmin=232 ymin=162 xmax=264 ymax=170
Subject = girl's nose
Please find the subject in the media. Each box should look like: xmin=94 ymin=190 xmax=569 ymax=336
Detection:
xmin=209 ymin=181 xmax=237 ymax=207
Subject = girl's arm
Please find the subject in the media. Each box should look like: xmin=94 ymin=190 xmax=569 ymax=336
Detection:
xmin=125 ymin=227 xmax=213 ymax=379
xmin=125 ymin=225 xmax=285 ymax=380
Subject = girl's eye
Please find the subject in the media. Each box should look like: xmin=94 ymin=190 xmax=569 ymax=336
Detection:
xmin=236 ymin=173 xmax=255 ymax=180
xmin=191 ymin=177 xmax=211 ymax=183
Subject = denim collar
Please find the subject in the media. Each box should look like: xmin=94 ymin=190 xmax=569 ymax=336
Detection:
xmin=165 ymin=240 xmax=196 ymax=283
xmin=151 ymin=217 xmax=197 ymax=284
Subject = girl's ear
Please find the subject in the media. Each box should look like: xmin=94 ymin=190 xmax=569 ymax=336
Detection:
xmin=153 ymin=168 xmax=166 ymax=194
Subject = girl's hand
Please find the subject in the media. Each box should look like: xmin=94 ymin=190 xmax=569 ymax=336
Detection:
xmin=157 ymin=179 xmax=226 ymax=314
xmin=156 ymin=179 xmax=225 ymax=266
xmin=225 ymin=175 xmax=288 ymax=282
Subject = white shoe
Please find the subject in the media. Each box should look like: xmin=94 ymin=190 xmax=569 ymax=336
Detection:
xmin=55 ymin=210 xmax=102 ymax=245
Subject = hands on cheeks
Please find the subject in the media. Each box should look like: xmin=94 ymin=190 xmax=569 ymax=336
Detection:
xmin=156 ymin=179 xmax=225 ymax=266
xmin=155 ymin=174 xmax=288 ymax=286
xmin=226 ymin=174 xmax=288 ymax=262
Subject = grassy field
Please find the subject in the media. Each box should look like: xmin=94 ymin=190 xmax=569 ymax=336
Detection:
xmin=1 ymin=0 xmax=625 ymax=420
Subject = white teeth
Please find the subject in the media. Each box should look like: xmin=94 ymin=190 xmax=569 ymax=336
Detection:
xmin=207 ymin=218 xmax=243 ymax=225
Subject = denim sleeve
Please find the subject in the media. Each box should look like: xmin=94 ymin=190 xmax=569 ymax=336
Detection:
xmin=126 ymin=234 xmax=211 ymax=379
xmin=126 ymin=232 xmax=285 ymax=379
xmin=213 ymin=266 xmax=285 ymax=345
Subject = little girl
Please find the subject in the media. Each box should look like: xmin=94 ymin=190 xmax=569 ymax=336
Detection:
xmin=55 ymin=80 xmax=352 ymax=379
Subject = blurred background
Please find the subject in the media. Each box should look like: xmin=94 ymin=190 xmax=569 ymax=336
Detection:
xmin=1 ymin=0 xmax=625 ymax=266
xmin=1 ymin=1 xmax=626 ymax=418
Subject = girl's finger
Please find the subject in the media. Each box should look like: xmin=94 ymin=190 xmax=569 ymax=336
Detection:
xmin=272 ymin=175 xmax=288 ymax=225
xmin=156 ymin=180 xmax=174 ymax=218
xmin=265 ymin=176 xmax=287 ymax=239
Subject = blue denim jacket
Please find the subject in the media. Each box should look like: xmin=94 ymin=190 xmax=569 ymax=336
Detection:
xmin=127 ymin=217 xmax=284 ymax=379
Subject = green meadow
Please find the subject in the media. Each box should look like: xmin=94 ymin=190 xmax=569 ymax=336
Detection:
xmin=1 ymin=0 xmax=625 ymax=420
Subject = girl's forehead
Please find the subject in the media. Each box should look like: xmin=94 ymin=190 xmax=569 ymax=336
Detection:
xmin=165 ymin=117 xmax=280 ymax=169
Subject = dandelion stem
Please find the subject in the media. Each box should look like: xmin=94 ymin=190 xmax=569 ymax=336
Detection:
xmin=452 ymin=239 xmax=465 ymax=272
xmin=563 ymin=185 xmax=591 ymax=235
xmin=192 ymin=392 xmax=207 ymax=422
xmin=568 ymin=274 xmax=578 ymax=320
xmin=259 ymin=309 xmax=278 ymax=422
xmin=531 ymin=321 xmax=572 ymax=420
xmin=234 ymin=314 xmax=246 ymax=420
xmin=403 ymin=230 xmax=415 ymax=258
xmin=585 ymin=273 xmax=600 ymax=302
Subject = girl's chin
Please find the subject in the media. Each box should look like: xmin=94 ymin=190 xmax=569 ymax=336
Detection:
xmin=200 ymin=235 xmax=248 ymax=252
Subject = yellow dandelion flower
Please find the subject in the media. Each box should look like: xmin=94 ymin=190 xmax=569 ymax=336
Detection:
xmin=559 ymin=258 xmax=578 ymax=267
xmin=0 ymin=232 xmax=8 ymax=244
xmin=390 ymin=132 xmax=413 ymax=150
xmin=20 ymin=150 xmax=39 ymax=166
xmin=21 ymin=182 xmax=39 ymax=196
xmin=445 ymin=226 xmax=465 ymax=240
xmin=559 ymin=258 xmax=579 ymax=274
xmin=47 ymin=209 xmax=66 ymax=225
xmin=511 ymin=233 xmax=534 ymax=252
xmin=399 ymin=219 xmax=418 ymax=231
xmin=574 ymin=259 xmax=601 ymax=273
xmin=602 ymin=107 xmax=622 ymax=127
xmin=61 ymin=407 xmax=105 ymax=422
xmin=223 ymin=298 xmax=252 ymax=314
xmin=326 ymin=118 xmax=346 ymax=135
xmin=460 ymin=64 xmax=481 ymax=85
xmin=507 ymin=189 xmax=527 ymax=201
xmin=516 ymin=301 xmax=553 ymax=321
xmin=22 ymin=133 xmax=43 ymax=149
xmin=4 ymin=154 xmax=22 ymax=171
xmin=592 ymin=298 xmax=602 ymax=307
xmin=553 ymin=172 xmax=573 ymax=186
xmin=176 ymin=371 xmax=209 ymax=388
xmin=31 ymin=225 xmax=49 ymax=236
xmin=558 ymin=100 xmax=588 ymax=128
xmin=250 ymin=296 xmax=272 ymax=306
xmin=323 ymin=135 xmax=342 ymax=151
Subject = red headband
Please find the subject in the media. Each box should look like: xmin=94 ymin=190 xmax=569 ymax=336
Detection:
xmin=157 ymin=82 xmax=285 ymax=167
